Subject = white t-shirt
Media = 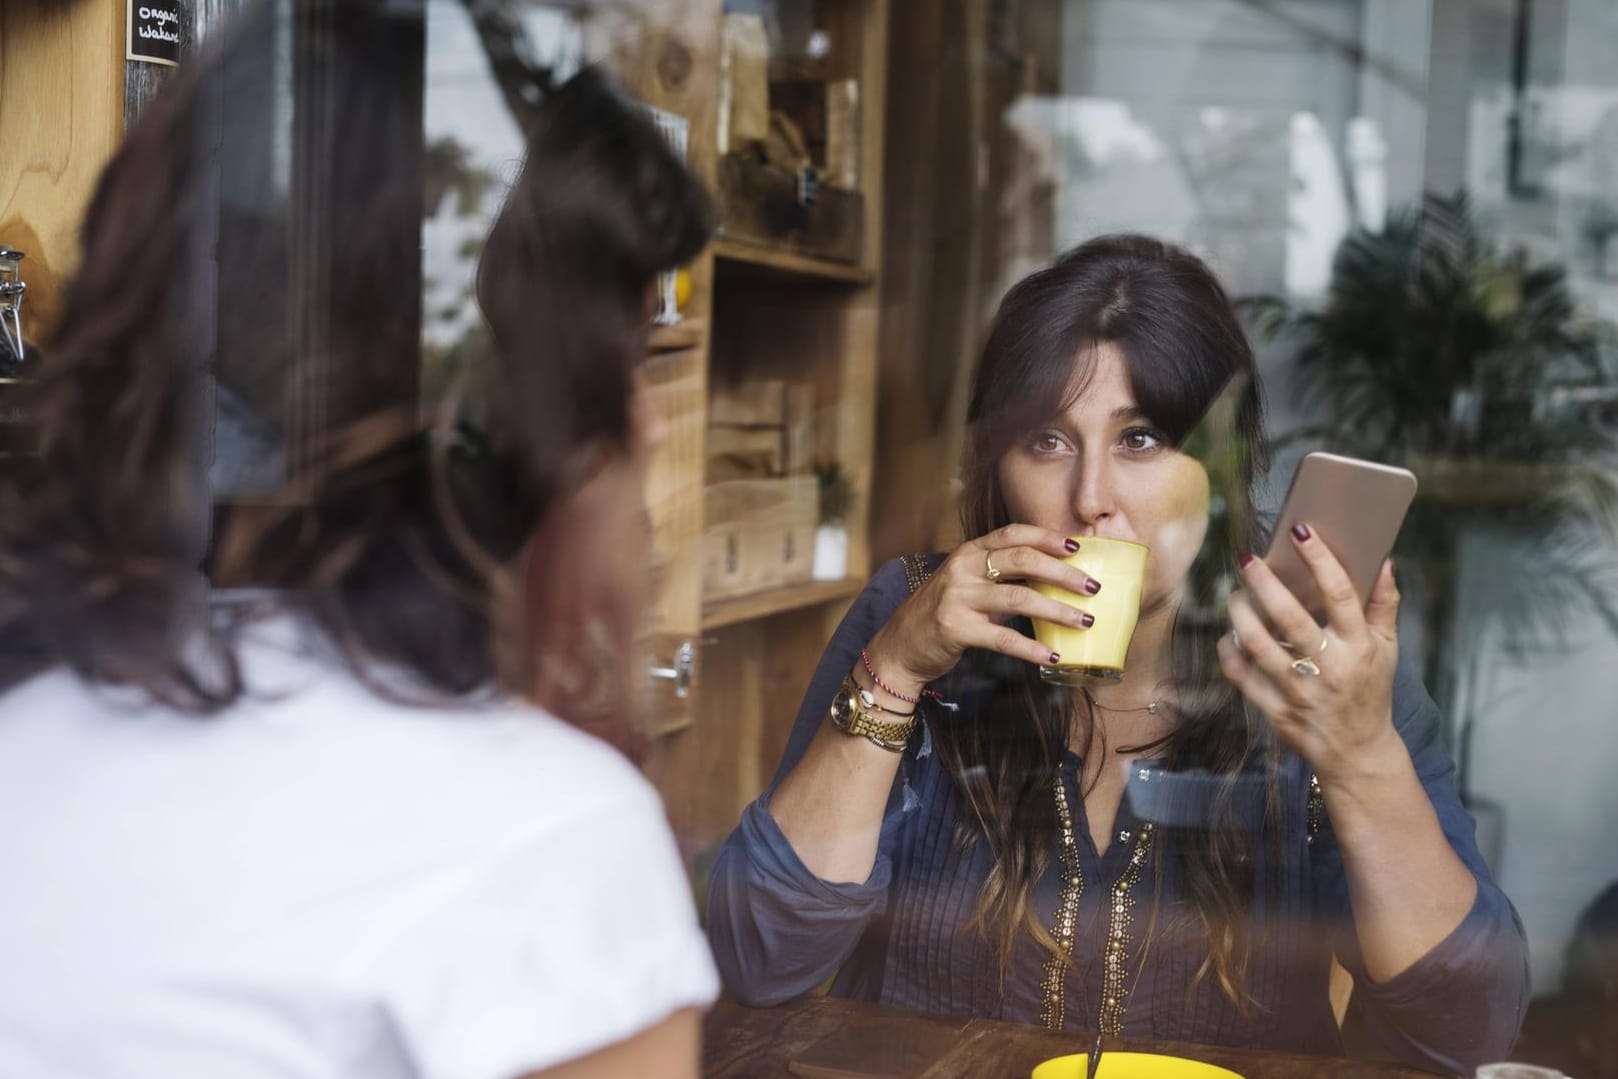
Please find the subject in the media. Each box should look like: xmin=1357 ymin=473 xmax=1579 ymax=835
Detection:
xmin=0 ymin=618 xmax=718 ymax=1079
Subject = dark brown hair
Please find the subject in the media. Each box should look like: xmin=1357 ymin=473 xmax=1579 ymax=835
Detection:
xmin=0 ymin=3 xmax=712 ymax=757
xmin=938 ymin=234 xmax=1274 ymax=1005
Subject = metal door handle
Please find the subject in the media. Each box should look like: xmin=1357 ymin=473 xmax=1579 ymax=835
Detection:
xmin=0 ymin=245 xmax=27 ymax=367
xmin=649 ymin=640 xmax=696 ymax=699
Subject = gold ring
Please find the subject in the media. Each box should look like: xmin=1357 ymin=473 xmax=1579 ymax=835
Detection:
xmin=985 ymin=551 xmax=1003 ymax=582
xmin=1290 ymin=634 xmax=1330 ymax=677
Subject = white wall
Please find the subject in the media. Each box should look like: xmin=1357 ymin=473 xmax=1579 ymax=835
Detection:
xmin=1452 ymin=526 xmax=1618 ymax=991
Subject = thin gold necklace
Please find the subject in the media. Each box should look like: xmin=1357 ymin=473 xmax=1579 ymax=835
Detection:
xmin=1082 ymin=688 xmax=1167 ymax=715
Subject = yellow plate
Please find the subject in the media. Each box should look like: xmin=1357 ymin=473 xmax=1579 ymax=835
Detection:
xmin=1031 ymin=1051 xmax=1245 ymax=1079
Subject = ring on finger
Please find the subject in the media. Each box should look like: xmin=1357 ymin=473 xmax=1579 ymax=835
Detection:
xmin=985 ymin=551 xmax=1003 ymax=582
xmin=1289 ymin=633 xmax=1330 ymax=677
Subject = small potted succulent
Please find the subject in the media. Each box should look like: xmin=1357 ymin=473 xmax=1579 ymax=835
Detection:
xmin=813 ymin=460 xmax=855 ymax=581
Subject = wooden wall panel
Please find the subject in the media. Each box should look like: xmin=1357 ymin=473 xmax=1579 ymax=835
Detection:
xmin=0 ymin=0 xmax=125 ymax=343
xmin=871 ymin=0 xmax=1060 ymax=561
xmin=647 ymin=619 xmax=766 ymax=855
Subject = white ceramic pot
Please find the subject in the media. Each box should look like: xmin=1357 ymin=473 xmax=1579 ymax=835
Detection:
xmin=812 ymin=525 xmax=849 ymax=581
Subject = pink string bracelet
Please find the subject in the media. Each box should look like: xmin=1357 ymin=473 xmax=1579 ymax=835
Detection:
xmin=860 ymin=647 xmax=942 ymax=705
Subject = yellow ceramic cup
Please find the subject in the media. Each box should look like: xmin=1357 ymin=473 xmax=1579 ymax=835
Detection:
xmin=1030 ymin=1050 xmax=1244 ymax=1079
xmin=1030 ymin=537 xmax=1150 ymax=686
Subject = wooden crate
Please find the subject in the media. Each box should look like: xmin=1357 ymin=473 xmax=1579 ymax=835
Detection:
xmin=704 ymin=476 xmax=819 ymax=600
xmin=770 ymin=78 xmax=861 ymax=189
xmin=707 ymin=425 xmax=786 ymax=480
xmin=784 ymin=381 xmax=818 ymax=474
xmin=708 ymin=377 xmax=819 ymax=481
xmin=717 ymin=152 xmax=865 ymax=264
xmin=710 ymin=378 xmax=787 ymax=426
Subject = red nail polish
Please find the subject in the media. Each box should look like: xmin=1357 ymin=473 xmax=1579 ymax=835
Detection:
xmin=1237 ymin=552 xmax=1254 ymax=569
xmin=1064 ymin=538 xmax=1081 ymax=553
xmin=1049 ymin=652 xmax=1062 ymax=665
xmin=1291 ymin=523 xmax=1312 ymax=542
xmin=1080 ymin=612 xmax=1095 ymax=628
xmin=1084 ymin=578 xmax=1101 ymax=595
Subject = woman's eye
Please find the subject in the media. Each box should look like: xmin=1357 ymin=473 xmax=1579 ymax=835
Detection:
xmin=1122 ymin=427 xmax=1165 ymax=452
xmin=1031 ymin=432 xmax=1067 ymax=454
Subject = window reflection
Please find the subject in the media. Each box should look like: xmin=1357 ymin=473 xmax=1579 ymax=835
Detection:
xmin=1031 ymin=0 xmax=1617 ymax=1050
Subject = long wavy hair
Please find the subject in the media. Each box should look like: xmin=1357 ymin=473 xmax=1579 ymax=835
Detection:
xmin=934 ymin=235 xmax=1275 ymax=1007
xmin=0 ymin=2 xmax=712 ymax=757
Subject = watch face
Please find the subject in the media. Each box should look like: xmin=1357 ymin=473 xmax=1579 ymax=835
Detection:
xmin=830 ymin=688 xmax=856 ymax=727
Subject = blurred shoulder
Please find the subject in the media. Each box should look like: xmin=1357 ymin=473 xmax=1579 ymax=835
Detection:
xmin=835 ymin=553 xmax=949 ymax=641
xmin=231 ymin=616 xmax=658 ymax=820
xmin=867 ymin=552 xmax=948 ymax=602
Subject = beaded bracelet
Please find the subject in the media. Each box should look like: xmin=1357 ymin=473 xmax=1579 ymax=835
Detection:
xmin=860 ymin=647 xmax=920 ymax=706
xmin=848 ymin=671 xmax=914 ymax=717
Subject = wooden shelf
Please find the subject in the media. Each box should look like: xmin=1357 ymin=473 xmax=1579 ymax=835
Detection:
xmin=648 ymin=318 xmax=705 ymax=353
xmin=702 ymin=577 xmax=864 ymax=629
xmin=714 ymin=239 xmax=874 ymax=285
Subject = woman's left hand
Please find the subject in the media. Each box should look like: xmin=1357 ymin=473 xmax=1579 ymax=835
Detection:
xmin=1217 ymin=526 xmax=1407 ymax=786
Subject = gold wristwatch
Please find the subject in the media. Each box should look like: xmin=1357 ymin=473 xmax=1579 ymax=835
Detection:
xmin=829 ymin=676 xmax=916 ymax=752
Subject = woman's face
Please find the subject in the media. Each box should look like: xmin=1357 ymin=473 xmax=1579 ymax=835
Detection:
xmin=996 ymin=342 xmax=1211 ymax=611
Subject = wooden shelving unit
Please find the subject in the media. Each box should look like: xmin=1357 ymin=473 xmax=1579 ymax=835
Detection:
xmin=614 ymin=0 xmax=890 ymax=855
xmin=648 ymin=318 xmax=706 ymax=353
xmin=701 ymin=578 xmax=864 ymax=630
xmin=713 ymin=238 xmax=874 ymax=284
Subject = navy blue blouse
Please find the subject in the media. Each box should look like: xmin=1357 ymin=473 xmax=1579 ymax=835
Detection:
xmin=707 ymin=558 xmax=1530 ymax=1076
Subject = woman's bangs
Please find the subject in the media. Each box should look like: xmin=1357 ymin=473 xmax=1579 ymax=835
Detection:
xmin=1119 ymin=337 xmax=1218 ymax=447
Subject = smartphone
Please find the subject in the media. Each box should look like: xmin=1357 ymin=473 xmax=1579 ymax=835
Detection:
xmin=1263 ymin=451 xmax=1418 ymax=620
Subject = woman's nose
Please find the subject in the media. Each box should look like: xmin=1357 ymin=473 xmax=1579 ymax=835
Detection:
xmin=1072 ymin=455 xmax=1118 ymax=527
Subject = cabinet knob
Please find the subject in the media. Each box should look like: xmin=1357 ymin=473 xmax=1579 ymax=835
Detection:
xmin=648 ymin=640 xmax=696 ymax=699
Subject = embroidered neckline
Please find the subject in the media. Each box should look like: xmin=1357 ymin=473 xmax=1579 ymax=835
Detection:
xmin=1040 ymin=770 xmax=1155 ymax=1033
xmin=1039 ymin=774 xmax=1085 ymax=1029
xmin=900 ymin=552 xmax=934 ymax=596
xmin=1307 ymin=772 xmax=1323 ymax=845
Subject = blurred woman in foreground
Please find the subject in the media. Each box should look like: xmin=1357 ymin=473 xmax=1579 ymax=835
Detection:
xmin=0 ymin=4 xmax=715 ymax=1077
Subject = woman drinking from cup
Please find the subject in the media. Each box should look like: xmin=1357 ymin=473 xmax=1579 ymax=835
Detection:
xmin=706 ymin=236 xmax=1528 ymax=1075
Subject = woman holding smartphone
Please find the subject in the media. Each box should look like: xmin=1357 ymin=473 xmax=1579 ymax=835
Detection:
xmin=707 ymin=235 xmax=1528 ymax=1075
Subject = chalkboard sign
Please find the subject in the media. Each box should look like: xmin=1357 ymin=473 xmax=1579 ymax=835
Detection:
xmin=127 ymin=2 xmax=183 ymax=67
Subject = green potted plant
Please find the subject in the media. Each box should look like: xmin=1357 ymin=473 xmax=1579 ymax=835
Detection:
xmin=1245 ymin=192 xmax=1618 ymax=806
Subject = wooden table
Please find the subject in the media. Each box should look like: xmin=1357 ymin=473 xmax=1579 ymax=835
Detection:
xmin=703 ymin=996 xmax=1443 ymax=1078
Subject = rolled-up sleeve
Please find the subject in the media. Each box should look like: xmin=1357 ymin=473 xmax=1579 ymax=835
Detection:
xmin=1316 ymin=657 xmax=1531 ymax=1075
xmin=705 ymin=559 xmax=916 ymax=1005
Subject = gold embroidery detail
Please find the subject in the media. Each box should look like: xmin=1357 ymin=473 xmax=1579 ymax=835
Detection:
xmin=900 ymin=553 xmax=934 ymax=596
xmin=1097 ymin=823 xmax=1155 ymax=1036
xmin=1041 ymin=774 xmax=1156 ymax=1033
xmin=1306 ymin=772 xmax=1323 ymax=846
xmin=1039 ymin=774 xmax=1084 ymax=1030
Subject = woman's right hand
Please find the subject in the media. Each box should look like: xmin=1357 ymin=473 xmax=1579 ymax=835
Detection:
xmin=862 ymin=525 xmax=1102 ymax=692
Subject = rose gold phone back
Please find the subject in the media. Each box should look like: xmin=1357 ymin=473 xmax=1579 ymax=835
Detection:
xmin=1264 ymin=452 xmax=1418 ymax=620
